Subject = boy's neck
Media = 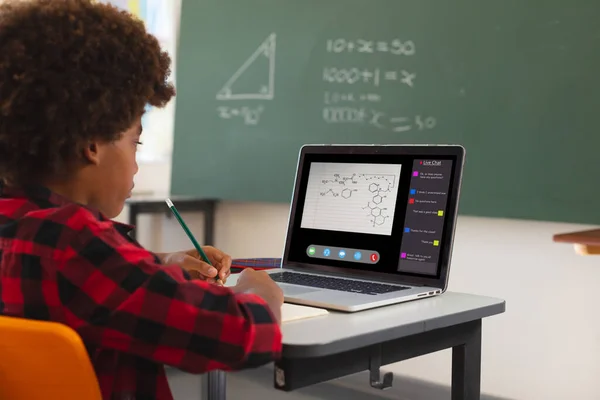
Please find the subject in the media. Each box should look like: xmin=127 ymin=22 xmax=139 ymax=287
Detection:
xmin=44 ymin=180 xmax=93 ymax=208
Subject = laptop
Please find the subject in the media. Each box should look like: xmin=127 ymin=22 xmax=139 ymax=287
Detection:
xmin=266 ymin=144 xmax=465 ymax=312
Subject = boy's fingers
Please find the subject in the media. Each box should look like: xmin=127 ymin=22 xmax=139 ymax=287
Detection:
xmin=183 ymin=255 xmax=217 ymax=278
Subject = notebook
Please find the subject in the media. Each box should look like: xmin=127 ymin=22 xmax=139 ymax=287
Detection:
xmin=282 ymin=303 xmax=328 ymax=322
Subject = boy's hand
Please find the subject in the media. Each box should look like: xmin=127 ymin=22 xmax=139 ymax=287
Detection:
xmin=158 ymin=246 xmax=232 ymax=284
xmin=232 ymin=268 xmax=283 ymax=324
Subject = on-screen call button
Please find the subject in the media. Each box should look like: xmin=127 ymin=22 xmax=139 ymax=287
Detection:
xmin=306 ymin=245 xmax=379 ymax=264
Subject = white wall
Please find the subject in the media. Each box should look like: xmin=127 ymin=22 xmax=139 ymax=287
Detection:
xmin=119 ymin=162 xmax=600 ymax=400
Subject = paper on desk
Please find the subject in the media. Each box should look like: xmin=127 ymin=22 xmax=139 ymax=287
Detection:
xmin=282 ymin=303 xmax=328 ymax=323
xmin=222 ymin=277 xmax=328 ymax=321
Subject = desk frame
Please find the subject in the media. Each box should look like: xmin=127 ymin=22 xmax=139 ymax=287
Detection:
xmin=126 ymin=198 xmax=217 ymax=245
xmin=202 ymin=319 xmax=482 ymax=400
xmin=274 ymin=319 xmax=482 ymax=400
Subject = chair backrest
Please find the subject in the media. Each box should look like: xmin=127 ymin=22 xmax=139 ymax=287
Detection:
xmin=0 ymin=315 xmax=102 ymax=400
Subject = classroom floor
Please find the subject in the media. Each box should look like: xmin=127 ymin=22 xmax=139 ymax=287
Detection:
xmin=166 ymin=366 xmax=511 ymax=400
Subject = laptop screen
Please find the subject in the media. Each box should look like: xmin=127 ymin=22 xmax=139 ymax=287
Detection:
xmin=285 ymin=149 xmax=459 ymax=279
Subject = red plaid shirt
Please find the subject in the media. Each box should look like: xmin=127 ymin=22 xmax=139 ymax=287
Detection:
xmin=0 ymin=183 xmax=282 ymax=400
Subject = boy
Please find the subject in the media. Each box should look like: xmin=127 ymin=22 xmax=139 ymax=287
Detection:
xmin=0 ymin=1 xmax=283 ymax=399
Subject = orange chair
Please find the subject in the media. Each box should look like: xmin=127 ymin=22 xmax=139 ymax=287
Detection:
xmin=0 ymin=315 xmax=102 ymax=400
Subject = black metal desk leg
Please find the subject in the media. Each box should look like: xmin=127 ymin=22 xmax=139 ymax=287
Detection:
xmin=201 ymin=371 xmax=226 ymax=400
xmin=128 ymin=205 xmax=139 ymax=241
xmin=451 ymin=319 xmax=482 ymax=400
xmin=204 ymin=201 xmax=216 ymax=246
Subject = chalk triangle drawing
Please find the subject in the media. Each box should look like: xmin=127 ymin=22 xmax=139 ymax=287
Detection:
xmin=216 ymin=33 xmax=276 ymax=101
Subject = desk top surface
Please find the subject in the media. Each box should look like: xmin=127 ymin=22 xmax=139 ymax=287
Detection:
xmin=225 ymin=274 xmax=505 ymax=357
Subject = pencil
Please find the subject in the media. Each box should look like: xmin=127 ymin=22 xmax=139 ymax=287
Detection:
xmin=165 ymin=198 xmax=223 ymax=284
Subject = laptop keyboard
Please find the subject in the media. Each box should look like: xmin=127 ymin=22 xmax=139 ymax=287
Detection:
xmin=268 ymin=271 xmax=409 ymax=296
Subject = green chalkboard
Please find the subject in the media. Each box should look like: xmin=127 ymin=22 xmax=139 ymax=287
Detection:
xmin=172 ymin=0 xmax=600 ymax=224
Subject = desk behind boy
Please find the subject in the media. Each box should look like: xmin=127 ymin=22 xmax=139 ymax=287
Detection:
xmin=126 ymin=194 xmax=219 ymax=243
xmin=553 ymin=229 xmax=600 ymax=255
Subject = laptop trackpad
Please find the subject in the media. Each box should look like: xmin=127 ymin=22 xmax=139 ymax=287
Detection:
xmin=279 ymin=283 xmax=320 ymax=296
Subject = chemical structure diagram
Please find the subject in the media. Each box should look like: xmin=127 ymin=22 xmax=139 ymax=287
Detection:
xmin=364 ymin=180 xmax=391 ymax=227
xmin=318 ymin=173 xmax=396 ymax=227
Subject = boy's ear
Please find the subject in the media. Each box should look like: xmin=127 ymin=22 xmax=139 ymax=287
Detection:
xmin=82 ymin=141 xmax=101 ymax=165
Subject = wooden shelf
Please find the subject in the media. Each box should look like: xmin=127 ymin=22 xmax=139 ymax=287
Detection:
xmin=553 ymin=229 xmax=600 ymax=255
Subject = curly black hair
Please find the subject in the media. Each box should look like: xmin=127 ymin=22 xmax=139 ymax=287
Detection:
xmin=0 ymin=0 xmax=175 ymax=185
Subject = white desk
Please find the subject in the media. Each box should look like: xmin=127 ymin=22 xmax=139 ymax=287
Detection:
xmin=202 ymin=275 xmax=505 ymax=400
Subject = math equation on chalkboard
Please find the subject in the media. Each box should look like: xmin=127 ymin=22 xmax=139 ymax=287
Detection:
xmin=322 ymin=37 xmax=436 ymax=134
xmin=212 ymin=33 xmax=436 ymax=133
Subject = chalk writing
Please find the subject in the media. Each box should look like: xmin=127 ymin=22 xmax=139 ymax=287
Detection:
xmin=383 ymin=70 xmax=417 ymax=87
xmin=324 ymin=92 xmax=382 ymax=104
xmin=322 ymin=67 xmax=376 ymax=85
xmin=389 ymin=117 xmax=411 ymax=132
xmin=320 ymin=37 xmax=435 ymax=132
xmin=326 ymin=39 xmax=416 ymax=55
xmin=388 ymin=114 xmax=437 ymax=132
xmin=323 ymin=67 xmax=415 ymax=88
xmin=216 ymin=34 xmax=276 ymax=101
xmin=361 ymin=93 xmax=382 ymax=102
xmin=322 ymin=107 xmax=367 ymax=123
xmin=217 ymin=105 xmax=264 ymax=125
xmin=322 ymin=107 xmax=436 ymax=133
xmin=415 ymin=115 xmax=437 ymax=130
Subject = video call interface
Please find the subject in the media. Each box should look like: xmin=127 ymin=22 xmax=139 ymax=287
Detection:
xmin=286 ymin=153 xmax=455 ymax=277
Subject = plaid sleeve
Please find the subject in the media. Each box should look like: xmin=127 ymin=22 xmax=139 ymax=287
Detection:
xmin=57 ymin=209 xmax=282 ymax=373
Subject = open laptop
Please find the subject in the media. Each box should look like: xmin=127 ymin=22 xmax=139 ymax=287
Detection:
xmin=266 ymin=144 xmax=465 ymax=312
